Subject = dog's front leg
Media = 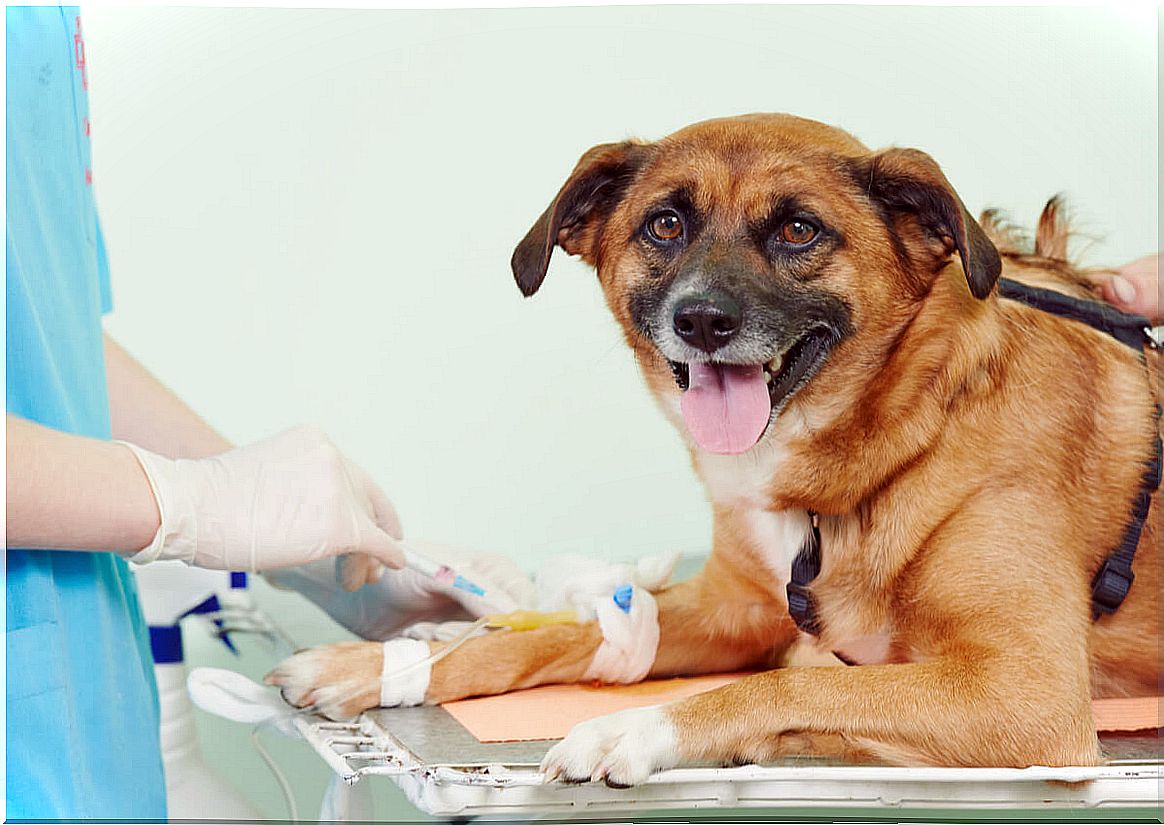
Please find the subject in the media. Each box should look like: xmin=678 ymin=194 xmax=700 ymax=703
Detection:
xmin=266 ymin=562 xmax=792 ymax=719
xmin=542 ymin=646 xmax=1100 ymax=786
xmin=264 ymin=623 xmax=604 ymax=719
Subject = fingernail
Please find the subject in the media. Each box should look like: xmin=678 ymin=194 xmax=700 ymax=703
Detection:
xmin=1110 ymin=274 xmax=1137 ymax=304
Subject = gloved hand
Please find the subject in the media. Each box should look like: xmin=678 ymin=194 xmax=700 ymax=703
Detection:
xmin=121 ymin=425 xmax=403 ymax=588
xmin=264 ymin=539 xmax=536 ymax=641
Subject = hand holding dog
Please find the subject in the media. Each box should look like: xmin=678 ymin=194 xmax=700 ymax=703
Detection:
xmin=1091 ymin=253 xmax=1161 ymax=323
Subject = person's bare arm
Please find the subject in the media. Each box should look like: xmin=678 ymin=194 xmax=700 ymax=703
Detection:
xmin=5 ymin=334 xmax=222 ymax=553
xmin=104 ymin=334 xmax=232 ymax=459
xmin=6 ymin=414 xmax=159 ymax=552
xmin=9 ymin=336 xmax=403 ymax=578
xmin=6 ymin=337 xmax=227 ymax=552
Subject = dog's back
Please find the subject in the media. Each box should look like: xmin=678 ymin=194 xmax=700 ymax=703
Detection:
xmin=983 ymin=197 xmax=1159 ymax=699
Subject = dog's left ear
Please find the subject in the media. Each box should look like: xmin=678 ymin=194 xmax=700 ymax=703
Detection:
xmin=511 ymin=140 xmax=648 ymax=297
xmin=861 ymin=148 xmax=1001 ymax=299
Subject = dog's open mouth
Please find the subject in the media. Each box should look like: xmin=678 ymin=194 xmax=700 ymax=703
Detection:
xmin=667 ymin=327 xmax=835 ymax=454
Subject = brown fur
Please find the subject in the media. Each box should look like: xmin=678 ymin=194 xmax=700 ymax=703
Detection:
xmin=268 ymin=114 xmax=1159 ymax=772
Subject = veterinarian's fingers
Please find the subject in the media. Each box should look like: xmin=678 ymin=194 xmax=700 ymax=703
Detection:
xmin=353 ymin=527 xmax=407 ymax=576
xmin=336 ymin=553 xmax=384 ymax=592
xmin=1099 ymin=275 xmax=1160 ymax=321
xmin=1086 ymin=254 xmax=1161 ymax=323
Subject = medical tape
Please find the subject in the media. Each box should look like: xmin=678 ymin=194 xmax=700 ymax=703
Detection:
xmin=582 ymin=584 xmax=660 ymax=684
xmin=379 ymin=638 xmax=432 ymax=707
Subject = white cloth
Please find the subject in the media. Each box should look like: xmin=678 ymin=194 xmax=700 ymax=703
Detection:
xmin=187 ymin=667 xmax=371 ymax=822
xmin=535 ymin=551 xmax=679 ymax=620
xmin=121 ymin=425 xmax=403 ymax=585
xmin=186 ymin=667 xmax=298 ymax=737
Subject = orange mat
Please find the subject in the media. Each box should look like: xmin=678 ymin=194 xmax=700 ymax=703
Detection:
xmin=442 ymin=673 xmax=745 ymax=742
xmin=442 ymin=675 xmax=1162 ymax=743
xmin=1091 ymin=695 xmax=1161 ymax=732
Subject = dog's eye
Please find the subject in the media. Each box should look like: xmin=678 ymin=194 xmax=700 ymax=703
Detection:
xmin=647 ymin=211 xmax=684 ymax=242
xmin=779 ymin=219 xmax=819 ymax=246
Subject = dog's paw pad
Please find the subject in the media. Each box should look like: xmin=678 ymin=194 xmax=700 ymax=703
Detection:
xmin=540 ymin=705 xmax=679 ymax=788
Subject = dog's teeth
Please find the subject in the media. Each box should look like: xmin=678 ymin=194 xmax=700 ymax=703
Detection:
xmin=767 ymin=355 xmax=783 ymax=373
xmin=764 ymin=371 xmax=772 ymax=383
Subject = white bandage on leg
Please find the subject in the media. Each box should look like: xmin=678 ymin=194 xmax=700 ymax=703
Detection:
xmin=582 ymin=585 xmax=661 ymax=684
xmin=379 ymin=638 xmax=432 ymax=707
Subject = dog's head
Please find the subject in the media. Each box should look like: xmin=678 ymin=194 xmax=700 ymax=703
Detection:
xmin=512 ymin=114 xmax=1001 ymax=455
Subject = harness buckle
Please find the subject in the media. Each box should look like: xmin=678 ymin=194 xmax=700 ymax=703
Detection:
xmin=785 ymin=581 xmax=821 ymax=635
xmin=1091 ymin=559 xmax=1135 ymax=617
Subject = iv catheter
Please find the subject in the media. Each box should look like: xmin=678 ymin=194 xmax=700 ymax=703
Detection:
xmin=401 ymin=544 xmax=487 ymax=597
xmin=483 ymin=585 xmax=635 ymax=630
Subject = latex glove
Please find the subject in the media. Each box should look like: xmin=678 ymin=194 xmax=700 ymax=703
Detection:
xmin=122 ymin=425 xmax=403 ymax=586
xmin=264 ymin=539 xmax=535 ymax=641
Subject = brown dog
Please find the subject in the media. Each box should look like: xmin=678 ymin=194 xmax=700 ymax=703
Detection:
xmin=268 ymin=114 xmax=1159 ymax=785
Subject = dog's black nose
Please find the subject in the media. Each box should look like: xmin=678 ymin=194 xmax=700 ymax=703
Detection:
xmin=672 ymin=293 xmax=742 ymax=353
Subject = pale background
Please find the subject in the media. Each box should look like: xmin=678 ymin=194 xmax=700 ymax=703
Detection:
xmin=81 ymin=4 xmax=1157 ymax=819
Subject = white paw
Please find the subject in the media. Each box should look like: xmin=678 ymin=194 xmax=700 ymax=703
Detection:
xmin=265 ymin=642 xmax=383 ymax=721
xmin=541 ymin=705 xmax=679 ymax=787
xmin=266 ymin=647 xmax=328 ymax=707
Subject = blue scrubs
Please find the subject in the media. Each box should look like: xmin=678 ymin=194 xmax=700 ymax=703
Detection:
xmin=6 ymin=7 xmax=167 ymax=819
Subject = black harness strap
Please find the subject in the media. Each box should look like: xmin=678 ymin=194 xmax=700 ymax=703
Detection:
xmin=1091 ymin=407 xmax=1162 ymax=619
xmin=785 ymin=512 xmax=822 ymax=636
xmin=1000 ymin=278 xmax=1161 ymax=620
xmin=997 ymin=278 xmax=1156 ymax=352
xmin=786 ymin=281 xmax=1161 ymax=637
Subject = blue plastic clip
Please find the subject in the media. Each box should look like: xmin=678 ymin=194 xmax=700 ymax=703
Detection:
xmin=613 ymin=584 xmax=634 ymax=614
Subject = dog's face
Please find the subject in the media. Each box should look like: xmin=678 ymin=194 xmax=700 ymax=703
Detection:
xmin=513 ymin=114 xmax=1001 ymax=455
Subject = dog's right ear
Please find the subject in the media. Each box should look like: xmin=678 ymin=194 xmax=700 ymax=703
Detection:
xmin=511 ymin=141 xmax=648 ymax=297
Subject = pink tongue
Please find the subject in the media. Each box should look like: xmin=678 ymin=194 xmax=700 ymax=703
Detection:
xmin=679 ymin=363 xmax=771 ymax=454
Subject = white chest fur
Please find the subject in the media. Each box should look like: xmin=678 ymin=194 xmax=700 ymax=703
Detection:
xmin=694 ymin=439 xmax=790 ymax=509
xmin=741 ymin=508 xmax=811 ymax=586
xmin=694 ymin=445 xmax=809 ymax=587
